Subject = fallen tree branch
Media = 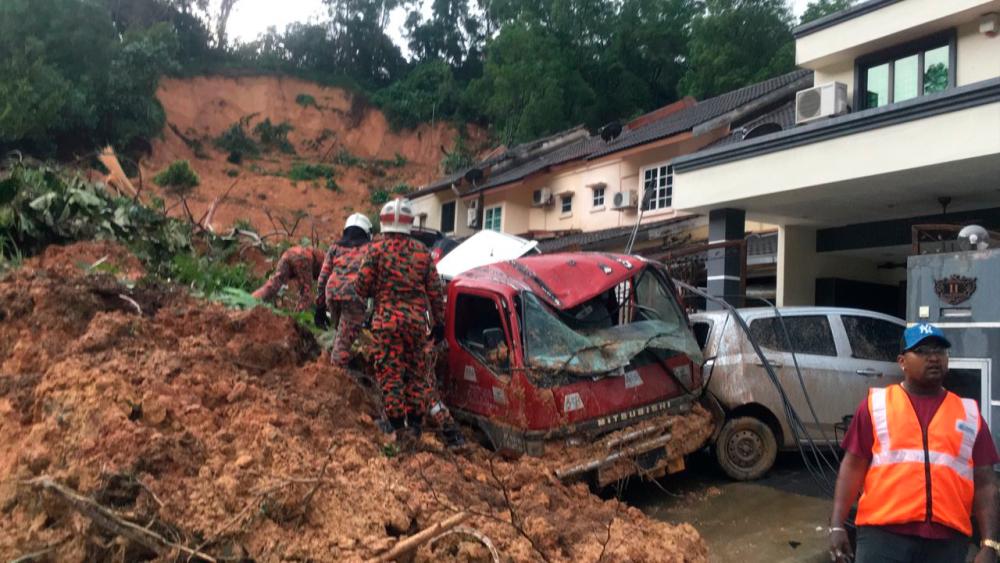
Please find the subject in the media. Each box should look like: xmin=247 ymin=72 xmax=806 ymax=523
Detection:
xmin=198 ymin=179 xmax=240 ymax=233
xmin=119 ymin=294 xmax=143 ymax=316
xmin=9 ymin=536 xmax=71 ymax=563
xmin=24 ymin=476 xmax=217 ymax=562
xmin=430 ymin=525 xmax=500 ymax=563
xmin=370 ymin=511 xmax=468 ymax=562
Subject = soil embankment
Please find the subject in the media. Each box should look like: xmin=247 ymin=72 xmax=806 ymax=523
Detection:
xmin=0 ymin=242 xmax=708 ymax=562
xmin=143 ymin=75 xmax=476 ymax=242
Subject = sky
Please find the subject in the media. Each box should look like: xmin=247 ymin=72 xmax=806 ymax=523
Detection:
xmin=228 ymin=0 xmax=815 ymax=45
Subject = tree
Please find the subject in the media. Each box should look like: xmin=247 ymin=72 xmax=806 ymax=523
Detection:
xmin=373 ymin=60 xmax=463 ymax=129
xmin=216 ymin=0 xmax=242 ymax=49
xmin=800 ymin=0 xmax=854 ymax=24
xmin=679 ymin=0 xmax=796 ymax=99
xmin=322 ymin=0 xmax=410 ymax=87
xmin=405 ymin=0 xmax=484 ymax=80
xmin=467 ymin=23 xmax=596 ymax=144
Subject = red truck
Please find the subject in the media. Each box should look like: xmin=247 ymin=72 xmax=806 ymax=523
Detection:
xmin=435 ymin=244 xmax=713 ymax=486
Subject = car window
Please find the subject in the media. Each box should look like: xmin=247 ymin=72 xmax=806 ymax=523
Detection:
xmin=748 ymin=315 xmax=837 ymax=357
xmin=842 ymin=315 xmax=904 ymax=362
xmin=692 ymin=322 xmax=712 ymax=351
xmin=454 ymin=293 xmax=510 ymax=373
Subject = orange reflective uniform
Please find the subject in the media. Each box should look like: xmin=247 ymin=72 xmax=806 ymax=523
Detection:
xmin=856 ymin=384 xmax=980 ymax=536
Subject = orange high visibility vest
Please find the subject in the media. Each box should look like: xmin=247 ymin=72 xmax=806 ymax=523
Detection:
xmin=856 ymin=384 xmax=980 ymax=535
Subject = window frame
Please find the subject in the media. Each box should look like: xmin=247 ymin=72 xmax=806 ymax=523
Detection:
xmin=560 ymin=194 xmax=573 ymax=215
xmin=640 ymin=162 xmax=673 ymax=211
xmin=440 ymin=199 xmax=456 ymax=234
xmin=854 ymin=29 xmax=957 ymax=110
xmin=483 ymin=204 xmax=503 ymax=232
xmin=452 ymin=291 xmax=514 ymax=378
xmin=592 ymin=186 xmax=606 ymax=209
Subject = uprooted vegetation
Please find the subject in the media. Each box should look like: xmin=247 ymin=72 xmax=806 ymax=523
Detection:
xmin=0 ymin=161 xmax=709 ymax=561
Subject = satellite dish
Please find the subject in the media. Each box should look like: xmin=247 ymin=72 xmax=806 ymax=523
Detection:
xmin=600 ymin=121 xmax=623 ymax=142
xmin=958 ymin=224 xmax=990 ymax=250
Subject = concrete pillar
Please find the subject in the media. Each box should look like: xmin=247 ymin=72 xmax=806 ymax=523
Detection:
xmin=777 ymin=225 xmax=818 ymax=306
xmin=707 ymin=208 xmax=745 ymax=309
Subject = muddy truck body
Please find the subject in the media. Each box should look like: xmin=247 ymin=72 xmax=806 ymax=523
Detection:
xmin=438 ymin=251 xmax=711 ymax=486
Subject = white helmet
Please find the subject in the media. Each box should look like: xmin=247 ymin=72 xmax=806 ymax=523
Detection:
xmin=344 ymin=212 xmax=372 ymax=235
xmin=379 ymin=198 xmax=415 ymax=235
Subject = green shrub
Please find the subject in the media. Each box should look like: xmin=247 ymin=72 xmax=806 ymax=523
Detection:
xmin=295 ymin=93 xmax=318 ymax=108
xmin=215 ymin=122 xmax=260 ymax=158
xmin=324 ymin=177 xmax=340 ymax=191
xmin=392 ymin=153 xmax=408 ymax=167
xmin=391 ymin=183 xmax=412 ymax=195
xmin=288 ymin=163 xmax=335 ymax=182
xmin=334 ymin=149 xmax=363 ymax=168
xmin=153 ymin=160 xmax=200 ymax=195
xmin=226 ymin=169 xmax=239 ymax=178
xmin=370 ymin=189 xmax=389 ymax=206
xmin=253 ymin=118 xmax=295 ymax=154
xmin=170 ymin=253 xmax=260 ymax=295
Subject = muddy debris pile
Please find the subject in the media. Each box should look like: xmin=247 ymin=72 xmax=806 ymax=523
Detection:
xmin=0 ymin=242 xmax=708 ymax=562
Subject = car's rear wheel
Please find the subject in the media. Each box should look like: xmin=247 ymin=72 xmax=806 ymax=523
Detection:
xmin=715 ymin=416 xmax=777 ymax=481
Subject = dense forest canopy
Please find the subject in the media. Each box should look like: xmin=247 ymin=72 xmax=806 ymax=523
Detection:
xmin=0 ymin=0 xmax=855 ymax=158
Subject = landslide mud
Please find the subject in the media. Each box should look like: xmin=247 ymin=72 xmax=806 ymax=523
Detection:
xmin=0 ymin=242 xmax=708 ymax=562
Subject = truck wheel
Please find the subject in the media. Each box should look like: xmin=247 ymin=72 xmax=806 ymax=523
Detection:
xmin=715 ymin=416 xmax=777 ymax=481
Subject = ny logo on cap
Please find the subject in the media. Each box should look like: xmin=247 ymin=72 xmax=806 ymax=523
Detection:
xmin=919 ymin=325 xmax=935 ymax=335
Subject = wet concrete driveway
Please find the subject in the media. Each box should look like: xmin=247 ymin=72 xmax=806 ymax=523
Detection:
xmin=625 ymin=452 xmax=835 ymax=562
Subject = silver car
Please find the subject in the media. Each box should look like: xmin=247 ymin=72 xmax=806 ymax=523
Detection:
xmin=691 ymin=307 xmax=905 ymax=480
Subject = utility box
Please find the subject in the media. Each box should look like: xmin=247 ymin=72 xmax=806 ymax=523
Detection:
xmin=908 ymin=247 xmax=1000 ymax=452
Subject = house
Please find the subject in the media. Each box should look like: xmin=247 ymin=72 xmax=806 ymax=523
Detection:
xmin=409 ymin=71 xmax=814 ymax=286
xmin=671 ymin=0 xmax=1000 ymax=316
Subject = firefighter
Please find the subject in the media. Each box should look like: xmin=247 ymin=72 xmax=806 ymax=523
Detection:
xmin=252 ymin=245 xmax=326 ymax=312
xmin=355 ymin=198 xmax=465 ymax=449
xmin=314 ymin=213 xmax=372 ymax=367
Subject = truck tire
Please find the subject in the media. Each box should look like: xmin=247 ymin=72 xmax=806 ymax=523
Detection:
xmin=715 ymin=416 xmax=777 ymax=481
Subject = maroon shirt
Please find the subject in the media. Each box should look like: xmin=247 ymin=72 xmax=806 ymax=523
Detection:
xmin=842 ymin=387 xmax=999 ymax=539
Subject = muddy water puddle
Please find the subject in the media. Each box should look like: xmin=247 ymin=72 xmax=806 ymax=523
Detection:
xmin=625 ymin=452 xmax=832 ymax=562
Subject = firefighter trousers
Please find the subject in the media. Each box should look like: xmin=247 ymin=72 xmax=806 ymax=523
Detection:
xmin=329 ymin=300 xmax=366 ymax=368
xmin=371 ymin=323 xmax=436 ymax=420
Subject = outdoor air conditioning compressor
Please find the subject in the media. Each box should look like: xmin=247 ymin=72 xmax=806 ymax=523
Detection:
xmin=611 ymin=190 xmax=638 ymax=210
xmin=795 ymin=81 xmax=848 ymax=125
xmin=532 ymin=187 xmax=553 ymax=207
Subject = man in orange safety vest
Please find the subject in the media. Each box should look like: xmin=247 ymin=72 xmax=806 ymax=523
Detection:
xmin=830 ymin=323 xmax=998 ymax=563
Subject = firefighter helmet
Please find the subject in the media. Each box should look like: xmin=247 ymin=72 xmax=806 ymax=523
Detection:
xmin=344 ymin=212 xmax=372 ymax=235
xmin=379 ymin=198 xmax=415 ymax=235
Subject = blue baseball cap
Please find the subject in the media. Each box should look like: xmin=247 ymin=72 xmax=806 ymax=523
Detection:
xmin=903 ymin=323 xmax=952 ymax=352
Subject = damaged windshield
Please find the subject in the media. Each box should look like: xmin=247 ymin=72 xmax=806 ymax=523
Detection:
xmin=520 ymin=267 xmax=703 ymax=381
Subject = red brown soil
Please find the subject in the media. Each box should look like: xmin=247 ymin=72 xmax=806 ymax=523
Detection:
xmin=0 ymin=242 xmax=708 ymax=562
xmin=140 ymin=75 xmax=483 ymax=243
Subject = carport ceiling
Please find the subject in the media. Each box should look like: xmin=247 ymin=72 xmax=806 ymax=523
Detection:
xmin=738 ymin=153 xmax=1000 ymax=228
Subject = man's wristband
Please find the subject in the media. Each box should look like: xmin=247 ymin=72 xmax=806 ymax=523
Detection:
xmin=828 ymin=527 xmax=847 ymax=534
xmin=982 ymin=538 xmax=1000 ymax=552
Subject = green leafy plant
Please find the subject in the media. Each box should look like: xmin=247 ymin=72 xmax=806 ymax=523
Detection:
xmin=154 ymin=160 xmax=200 ymax=195
xmin=295 ymin=93 xmax=318 ymax=108
xmin=370 ymin=189 xmax=389 ymax=206
xmin=226 ymin=168 xmax=239 ymax=178
xmin=334 ymin=149 xmax=363 ymax=168
xmin=287 ymin=163 xmax=335 ymax=182
xmin=324 ymin=177 xmax=340 ymax=191
xmin=390 ymin=183 xmax=412 ymax=195
xmin=214 ymin=120 xmax=260 ymax=159
xmin=253 ymin=118 xmax=295 ymax=154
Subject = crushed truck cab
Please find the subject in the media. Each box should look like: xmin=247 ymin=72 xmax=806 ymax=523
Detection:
xmin=439 ymin=250 xmax=712 ymax=485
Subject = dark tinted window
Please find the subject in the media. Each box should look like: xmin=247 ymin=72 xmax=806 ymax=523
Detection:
xmin=843 ymin=315 xmax=904 ymax=362
xmin=749 ymin=315 xmax=837 ymax=357
xmin=692 ymin=322 xmax=712 ymax=351
xmin=440 ymin=201 xmax=456 ymax=233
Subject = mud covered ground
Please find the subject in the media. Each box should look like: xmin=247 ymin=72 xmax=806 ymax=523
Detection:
xmin=0 ymin=242 xmax=709 ymax=562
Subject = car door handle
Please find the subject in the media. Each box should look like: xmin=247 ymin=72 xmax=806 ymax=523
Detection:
xmin=856 ymin=368 xmax=882 ymax=377
xmin=753 ymin=357 xmax=783 ymax=369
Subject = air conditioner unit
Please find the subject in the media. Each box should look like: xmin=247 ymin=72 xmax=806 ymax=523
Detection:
xmin=611 ymin=190 xmax=638 ymax=210
xmin=467 ymin=199 xmax=479 ymax=211
xmin=466 ymin=207 xmax=479 ymax=228
xmin=532 ymin=188 xmax=553 ymax=207
xmin=795 ymin=82 xmax=848 ymax=125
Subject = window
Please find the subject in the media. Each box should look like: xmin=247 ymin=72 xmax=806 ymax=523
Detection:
xmin=483 ymin=205 xmax=502 ymax=232
xmin=748 ymin=315 xmax=837 ymax=357
xmin=692 ymin=322 xmax=712 ymax=351
xmin=560 ymin=194 xmax=572 ymax=214
xmin=641 ymin=163 xmax=672 ymax=210
xmin=842 ymin=316 xmax=904 ymax=362
xmin=454 ymin=293 xmax=510 ymax=373
xmin=440 ymin=201 xmax=456 ymax=233
xmin=857 ymin=32 xmax=954 ymax=109
xmin=592 ymin=187 xmax=605 ymax=208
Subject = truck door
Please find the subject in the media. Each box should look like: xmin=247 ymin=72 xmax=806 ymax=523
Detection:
xmin=447 ymin=291 xmax=516 ymax=418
